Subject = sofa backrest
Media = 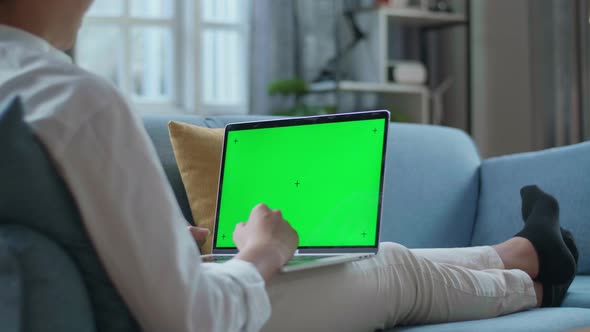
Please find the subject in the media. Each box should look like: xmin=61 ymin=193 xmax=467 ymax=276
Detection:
xmin=472 ymin=142 xmax=590 ymax=274
xmin=382 ymin=123 xmax=481 ymax=248
xmin=142 ymin=114 xmax=481 ymax=249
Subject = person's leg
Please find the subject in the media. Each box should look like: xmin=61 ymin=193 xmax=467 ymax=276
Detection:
xmin=410 ymin=232 xmax=555 ymax=273
xmin=262 ymin=241 xmax=538 ymax=332
xmin=410 ymin=246 xmax=504 ymax=271
xmin=411 ymin=185 xmax=577 ymax=272
xmin=262 ymin=186 xmax=577 ymax=331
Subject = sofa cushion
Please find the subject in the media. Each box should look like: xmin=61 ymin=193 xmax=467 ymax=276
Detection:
xmin=168 ymin=121 xmax=224 ymax=254
xmin=0 ymin=229 xmax=22 ymax=332
xmin=390 ymin=308 xmax=590 ymax=332
xmin=471 ymin=142 xmax=590 ymax=274
xmin=142 ymin=113 xmax=276 ymax=225
xmin=0 ymin=226 xmax=95 ymax=332
xmin=0 ymin=98 xmax=139 ymax=332
xmin=381 ymin=123 xmax=480 ymax=248
xmin=563 ymin=276 xmax=590 ymax=309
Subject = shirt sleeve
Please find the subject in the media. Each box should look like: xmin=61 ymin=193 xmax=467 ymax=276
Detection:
xmin=51 ymin=93 xmax=271 ymax=332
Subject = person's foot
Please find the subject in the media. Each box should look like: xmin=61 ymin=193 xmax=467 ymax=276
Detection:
xmin=541 ymin=228 xmax=578 ymax=307
xmin=518 ymin=185 xmax=579 ymax=307
xmin=520 ymin=185 xmax=580 ymax=265
xmin=521 ymin=185 xmax=575 ymax=260
xmin=561 ymin=228 xmax=580 ymax=270
xmin=515 ymin=192 xmax=575 ymax=284
xmin=520 ymin=185 xmax=545 ymax=221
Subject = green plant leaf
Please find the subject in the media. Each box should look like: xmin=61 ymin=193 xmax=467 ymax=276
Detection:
xmin=267 ymin=78 xmax=309 ymax=96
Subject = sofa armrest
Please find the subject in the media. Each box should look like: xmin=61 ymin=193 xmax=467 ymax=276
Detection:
xmin=471 ymin=141 xmax=590 ymax=274
xmin=0 ymin=225 xmax=96 ymax=332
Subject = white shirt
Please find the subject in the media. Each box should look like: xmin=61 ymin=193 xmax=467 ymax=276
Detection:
xmin=0 ymin=25 xmax=271 ymax=332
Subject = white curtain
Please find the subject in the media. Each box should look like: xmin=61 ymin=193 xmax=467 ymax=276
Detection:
xmin=530 ymin=0 xmax=586 ymax=147
xmin=249 ymin=0 xmax=298 ymax=115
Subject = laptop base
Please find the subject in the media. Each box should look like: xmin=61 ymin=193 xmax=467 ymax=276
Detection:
xmin=201 ymin=253 xmax=375 ymax=273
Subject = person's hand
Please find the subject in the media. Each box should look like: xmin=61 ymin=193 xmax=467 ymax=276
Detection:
xmin=234 ymin=203 xmax=299 ymax=282
xmin=188 ymin=226 xmax=210 ymax=248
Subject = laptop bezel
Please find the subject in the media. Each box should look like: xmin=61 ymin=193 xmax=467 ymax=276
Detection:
xmin=211 ymin=110 xmax=390 ymax=255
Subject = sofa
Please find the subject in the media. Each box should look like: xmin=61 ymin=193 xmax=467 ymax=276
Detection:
xmin=2 ymin=109 xmax=590 ymax=331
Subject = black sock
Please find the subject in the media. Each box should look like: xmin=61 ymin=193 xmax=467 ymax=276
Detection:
xmin=515 ymin=193 xmax=576 ymax=284
xmin=520 ymin=185 xmax=545 ymax=221
xmin=519 ymin=186 xmax=579 ymax=306
xmin=521 ymin=185 xmax=572 ymax=258
xmin=562 ymin=228 xmax=580 ymax=264
xmin=542 ymin=228 xmax=579 ymax=307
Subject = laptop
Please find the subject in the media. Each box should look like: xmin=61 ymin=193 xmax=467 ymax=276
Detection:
xmin=201 ymin=110 xmax=390 ymax=272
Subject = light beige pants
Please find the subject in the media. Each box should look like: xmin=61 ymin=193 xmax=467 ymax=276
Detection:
xmin=263 ymin=243 xmax=537 ymax=332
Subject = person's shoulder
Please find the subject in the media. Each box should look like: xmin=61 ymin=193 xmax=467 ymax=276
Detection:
xmin=27 ymin=55 xmax=132 ymax=121
xmin=51 ymin=61 xmax=128 ymax=112
xmin=21 ymin=55 xmax=135 ymax=147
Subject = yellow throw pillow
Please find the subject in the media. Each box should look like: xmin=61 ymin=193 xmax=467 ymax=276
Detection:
xmin=168 ymin=121 xmax=224 ymax=254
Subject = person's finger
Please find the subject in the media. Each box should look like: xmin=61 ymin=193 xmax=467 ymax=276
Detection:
xmin=272 ymin=209 xmax=283 ymax=218
xmin=254 ymin=203 xmax=271 ymax=213
xmin=188 ymin=226 xmax=210 ymax=244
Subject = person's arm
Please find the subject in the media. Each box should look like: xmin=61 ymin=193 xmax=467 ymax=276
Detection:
xmin=48 ymin=90 xmax=277 ymax=332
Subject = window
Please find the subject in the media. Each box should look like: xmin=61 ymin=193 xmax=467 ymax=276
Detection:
xmin=199 ymin=0 xmax=250 ymax=114
xmin=76 ymin=0 xmax=250 ymax=114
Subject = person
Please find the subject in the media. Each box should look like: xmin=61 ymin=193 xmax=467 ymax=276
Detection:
xmin=0 ymin=1 xmax=578 ymax=331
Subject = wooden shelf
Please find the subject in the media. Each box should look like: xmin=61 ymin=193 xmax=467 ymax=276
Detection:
xmin=310 ymin=80 xmax=429 ymax=96
xmin=356 ymin=7 xmax=467 ymax=28
xmin=310 ymin=81 xmax=431 ymax=123
xmin=315 ymin=5 xmax=469 ymax=125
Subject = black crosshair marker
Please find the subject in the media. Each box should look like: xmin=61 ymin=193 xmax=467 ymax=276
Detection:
xmin=295 ymin=181 xmax=301 ymax=188
xmin=372 ymin=128 xmax=378 ymax=134
xmin=221 ymin=234 xmax=226 ymax=240
xmin=234 ymin=138 xmax=239 ymax=144
xmin=361 ymin=231 xmax=367 ymax=238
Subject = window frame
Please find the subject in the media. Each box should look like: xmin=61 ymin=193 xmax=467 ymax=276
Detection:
xmin=77 ymin=0 xmax=251 ymax=115
xmin=194 ymin=0 xmax=251 ymax=115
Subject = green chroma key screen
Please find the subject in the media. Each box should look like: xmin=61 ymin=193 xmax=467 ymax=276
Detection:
xmin=215 ymin=116 xmax=387 ymax=248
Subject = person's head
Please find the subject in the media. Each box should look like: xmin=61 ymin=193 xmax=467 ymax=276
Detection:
xmin=0 ymin=0 xmax=94 ymax=50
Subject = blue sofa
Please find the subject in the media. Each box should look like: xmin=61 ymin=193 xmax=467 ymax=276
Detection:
xmin=2 ymin=111 xmax=589 ymax=331
xmin=144 ymin=113 xmax=590 ymax=331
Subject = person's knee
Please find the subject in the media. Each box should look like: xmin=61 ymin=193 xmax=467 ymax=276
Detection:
xmin=379 ymin=242 xmax=409 ymax=253
xmin=378 ymin=242 xmax=414 ymax=266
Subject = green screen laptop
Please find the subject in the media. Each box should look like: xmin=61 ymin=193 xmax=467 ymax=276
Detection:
xmin=202 ymin=110 xmax=389 ymax=272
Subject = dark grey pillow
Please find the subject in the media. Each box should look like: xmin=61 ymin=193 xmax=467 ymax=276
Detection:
xmin=0 ymin=97 xmax=140 ymax=332
xmin=0 ymin=225 xmax=94 ymax=332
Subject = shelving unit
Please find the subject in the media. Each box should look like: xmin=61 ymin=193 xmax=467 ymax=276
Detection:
xmin=311 ymin=80 xmax=428 ymax=94
xmin=356 ymin=7 xmax=466 ymax=27
xmin=310 ymin=80 xmax=429 ymax=123
xmin=309 ymin=3 xmax=469 ymax=125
